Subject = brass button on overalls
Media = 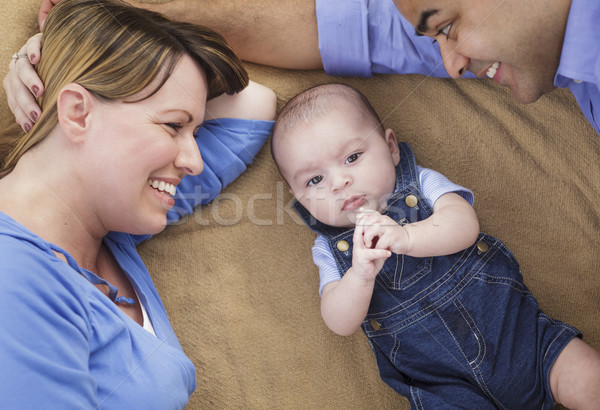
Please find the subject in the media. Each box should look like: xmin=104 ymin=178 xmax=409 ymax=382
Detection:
xmin=476 ymin=241 xmax=490 ymax=252
xmin=405 ymin=195 xmax=418 ymax=208
xmin=336 ymin=240 xmax=350 ymax=252
xmin=370 ymin=319 xmax=381 ymax=331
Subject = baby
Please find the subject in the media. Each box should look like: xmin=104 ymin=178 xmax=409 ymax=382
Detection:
xmin=270 ymin=83 xmax=600 ymax=409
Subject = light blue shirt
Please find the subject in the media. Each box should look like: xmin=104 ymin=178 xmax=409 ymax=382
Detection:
xmin=316 ymin=0 xmax=600 ymax=135
xmin=0 ymin=118 xmax=274 ymax=409
xmin=316 ymin=0 xmax=448 ymax=78
xmin=554 ymin=0 xmax=600 ymax=134
xmin=312 ymin=166 xmax=473 ymax=295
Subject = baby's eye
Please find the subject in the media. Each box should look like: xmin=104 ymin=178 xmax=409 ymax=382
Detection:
xmin=307 ymin=175 xmax=323 ymax=187
xmin=346 ymin=153 xmax=361 ymax=164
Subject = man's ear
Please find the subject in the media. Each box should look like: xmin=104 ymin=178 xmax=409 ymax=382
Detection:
xmin=385 ymin=128 xmax=401 ymax=165
xmin=56 ymin=83 xmax=94 ymax=143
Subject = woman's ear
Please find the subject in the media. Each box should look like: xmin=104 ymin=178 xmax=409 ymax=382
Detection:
xmin=56 ymin=83 xmax=94 ymax=143
xmin=385 ymin=128 xmax=400 ymax=165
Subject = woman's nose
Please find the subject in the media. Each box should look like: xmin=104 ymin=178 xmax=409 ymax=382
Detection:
xmin=175 ymin=133 xmax=204 ymax=176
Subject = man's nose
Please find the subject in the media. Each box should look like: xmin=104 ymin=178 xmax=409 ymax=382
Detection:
xmin=438 ymin=39 xmax=469 ymax=79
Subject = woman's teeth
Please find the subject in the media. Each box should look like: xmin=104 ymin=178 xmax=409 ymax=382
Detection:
xmin=486 ymin=62 xmax=499 ymax=79
xmin=148 ymin=179 xmax=176 ymax=196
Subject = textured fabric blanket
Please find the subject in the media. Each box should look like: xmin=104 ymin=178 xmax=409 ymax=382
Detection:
xmin=2 ymin=1 xmax=599 ymax=408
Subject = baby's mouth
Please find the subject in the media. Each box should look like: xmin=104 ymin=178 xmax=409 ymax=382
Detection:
xmin=148 ymin=179 xmax=176 ymax=197
xmin=342 ymin=195 xmax=366 ymax=211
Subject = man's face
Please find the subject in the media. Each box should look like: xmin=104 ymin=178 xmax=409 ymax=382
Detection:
xmin=394 ymin=0 xmax=570 ymax=103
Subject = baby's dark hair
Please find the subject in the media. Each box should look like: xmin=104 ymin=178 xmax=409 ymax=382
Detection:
xmin=271 ymin=83 xmax=385 ymax=167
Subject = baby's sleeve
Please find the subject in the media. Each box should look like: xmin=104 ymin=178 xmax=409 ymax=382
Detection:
xmin=417 ymin=166 xmax=474 ymax=207
xmin=312 ymin=235 xmax=343 ymax=296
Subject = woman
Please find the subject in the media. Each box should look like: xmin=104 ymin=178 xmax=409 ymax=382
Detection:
xmin=0 ymin=0 xmax=276 ymax=408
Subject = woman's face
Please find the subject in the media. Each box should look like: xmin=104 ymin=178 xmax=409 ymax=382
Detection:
xmin=82 ymin=55 xmax=207 ymax=235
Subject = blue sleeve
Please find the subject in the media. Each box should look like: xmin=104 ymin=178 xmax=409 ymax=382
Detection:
xmin=316 ymin=0 xmax=450 ymax=77
xmin=0 ymin=242 xmax=97 ymax=408
xmin=167 ymin=118 xmax=274 ymax=223
xmin=133 ymin=118 xmax=273 ymax=244
xmin=417 ymin=166 xmax=474 ymax=208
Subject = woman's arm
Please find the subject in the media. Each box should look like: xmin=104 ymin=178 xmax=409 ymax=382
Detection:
xmin=205 ymin=80 xmax=276 ymax=121
xmin=161 ymin=83 xmax=276 ymax=227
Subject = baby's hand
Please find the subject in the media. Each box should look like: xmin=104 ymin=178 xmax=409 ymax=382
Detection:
xmin=351 ymin=217 xmax=392 ymax=281
xmin=355 ymin=209 xmax=411 ymax=255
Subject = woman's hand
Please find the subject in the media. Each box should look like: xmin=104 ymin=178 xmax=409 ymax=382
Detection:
xmin=38 ymin=0 xmax=63 ymax=30
xmin=3 ymin=33 xmax=44 ymax=133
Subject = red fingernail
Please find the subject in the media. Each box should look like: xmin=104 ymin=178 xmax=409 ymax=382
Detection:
xmin=31 ymin=111 xmax=39 ymax=122
xmin=24 ymin=123 xmax=31 ymax=133
xmin=32 ymin=85 xmax=40 ymax=97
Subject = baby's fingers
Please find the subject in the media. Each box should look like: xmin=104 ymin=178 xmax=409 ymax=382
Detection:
xmin=366 ymin=248 xmax=392 ymax=260
xmin=353 ymin=222 xmax=367 ymax=250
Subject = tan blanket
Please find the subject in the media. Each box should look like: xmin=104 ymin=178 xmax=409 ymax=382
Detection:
xmin=2 ymin=1 xmax=599 ymax=408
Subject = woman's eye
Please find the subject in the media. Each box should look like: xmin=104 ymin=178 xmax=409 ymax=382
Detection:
xmin=166 ymin=123 xmax=182 ymax=132
xmin=307 ymin=175 xmax=323 ymax=187
xmin=346 ymin=153 xmax=361 ymax=164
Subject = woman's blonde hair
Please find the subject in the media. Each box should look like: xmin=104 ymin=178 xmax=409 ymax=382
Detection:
xmin=0 ymin=0 xmax=248 ymax=177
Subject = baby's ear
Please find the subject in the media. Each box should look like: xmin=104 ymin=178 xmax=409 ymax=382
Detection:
xmin=56 ymin=83 xmax=95 ymax=143
xmin=384 ymin=128 xmax=400 ymax=165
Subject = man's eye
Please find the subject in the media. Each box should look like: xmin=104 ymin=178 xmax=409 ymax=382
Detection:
xmin=307 ymin=175 xmax=323 ymax=187
xmin=437 ymin=23 xmax=452 ymax=39
xmin=346 ymin=153 xmax=361 ymax=164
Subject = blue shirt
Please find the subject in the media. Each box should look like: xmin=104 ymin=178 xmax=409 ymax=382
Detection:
xmin=316 ymin=0 xmax=448 ymax=78
xmin=0 ymin=118 xmax=274 ymax=409
xmin=316 ymin=0 xmax=600 ymax=135
xmin=554 ymin=0 xmax=600 ymax=134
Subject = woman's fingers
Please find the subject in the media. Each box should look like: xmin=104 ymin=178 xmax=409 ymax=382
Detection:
xmin=25 ymin=33 xmax=43 ymax=65
xmin=4 ymin=35 xmax=44 ymax=131
xmin=4 ymin=75 xmax=32 ymax=132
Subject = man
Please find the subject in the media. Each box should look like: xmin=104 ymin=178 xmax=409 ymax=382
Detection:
xmin=25 ymin=0 xmax=600 ymax=136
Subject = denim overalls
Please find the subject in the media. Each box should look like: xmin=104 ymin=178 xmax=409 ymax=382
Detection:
xmin=295 ymin=143 xmax=579 ymax=409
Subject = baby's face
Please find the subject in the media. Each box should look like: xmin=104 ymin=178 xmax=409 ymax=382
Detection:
xmin=275 ymin=108 xmax=400 ymax=228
